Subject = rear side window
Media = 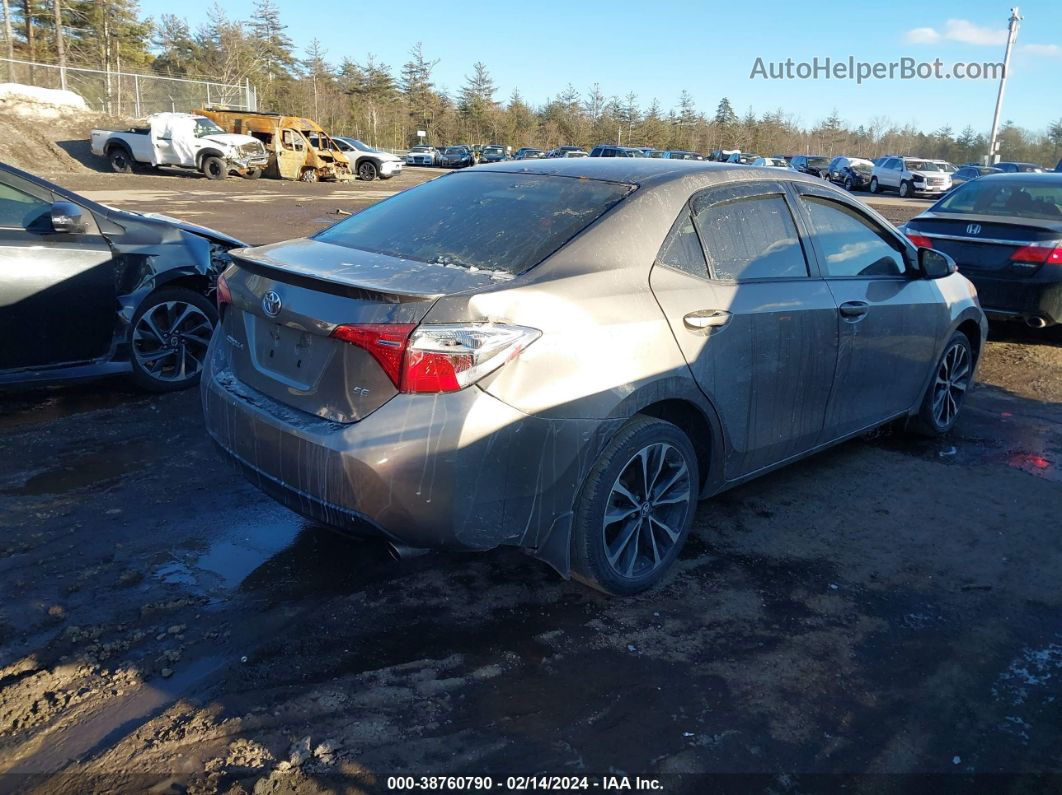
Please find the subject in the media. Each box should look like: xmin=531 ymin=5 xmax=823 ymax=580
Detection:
xmin=315 ymin=172 xmax=634 ymax=275
xmin=801 ymin=196 xmax=906 ymax=277
xmin=692 ymin=194 xmax=808 ymax=281
xmin=657 ymin=211 xmax=708 ymax=277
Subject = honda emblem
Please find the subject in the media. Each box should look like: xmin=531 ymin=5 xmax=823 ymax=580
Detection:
xmin=966 ymin=223 xmax=982 ymax=235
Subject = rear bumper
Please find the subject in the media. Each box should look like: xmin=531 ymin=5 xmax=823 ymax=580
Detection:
xmin=964 ymin=273 xmax=1062 ymax=325
xmin=201 ymin=338 xmax=613 ymax=551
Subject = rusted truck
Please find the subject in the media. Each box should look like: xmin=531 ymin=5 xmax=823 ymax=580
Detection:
xmin=195 ymin=109 xmax=353 ymax=182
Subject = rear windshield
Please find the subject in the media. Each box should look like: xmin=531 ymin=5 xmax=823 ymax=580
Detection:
xmin=933 ymin=179 xmax=1062 ymax=221
xmin=315 ymin=172 xmax=635 ymax=275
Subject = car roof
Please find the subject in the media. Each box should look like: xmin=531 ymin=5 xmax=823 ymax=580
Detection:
xmin=470 ymin=157 xmax=830 ymax=188
xmin=974 ymin=172 xmax=1062 ymax=183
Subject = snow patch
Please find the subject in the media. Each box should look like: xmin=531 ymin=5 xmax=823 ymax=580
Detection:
xmin=0 ymin=83 xmax=89 ymax=118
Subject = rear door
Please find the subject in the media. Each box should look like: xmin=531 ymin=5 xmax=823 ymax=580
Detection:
xmin=649 ymin=181 xmax=838 ymax=479
xmin=791 ymin=183 xmax=946 ymax=439
xmin=0 ymin=174 xmax=116 ymax=371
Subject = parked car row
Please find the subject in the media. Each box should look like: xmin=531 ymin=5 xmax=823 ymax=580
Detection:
xmin=407 ymin=144 xmax=713 ymax=167
xmin=91 ymin=110 xmax=404 ymax=182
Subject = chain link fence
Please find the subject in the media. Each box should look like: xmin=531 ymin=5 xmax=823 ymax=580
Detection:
xmin=1 ymin=58 xmax=257 ymax=117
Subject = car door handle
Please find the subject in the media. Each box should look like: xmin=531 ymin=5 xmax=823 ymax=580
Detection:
xmin=683 ymin=310 xmax=731 ymax=331
xmin=838 ymin=301 xmax=869 ymax=320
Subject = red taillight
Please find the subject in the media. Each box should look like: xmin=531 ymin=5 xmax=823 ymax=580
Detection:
xmin=329 ymin=324 xmax=416 ymax=385
xmin=216 ymin=273 xmax=232 ymax=312
xmin=329 ymin=323 xmax=541 ymax=394
xmin=402 ymin=348 xmax=466 ymax=393
xmin=1010 ymin=244 xmax=1062 ymax=266
xmin=906 ymin=233 xmax=934 ymax=249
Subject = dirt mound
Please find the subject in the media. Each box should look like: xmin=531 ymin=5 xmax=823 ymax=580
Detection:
xmin=0 ymin=83 xmax=133 ymax=175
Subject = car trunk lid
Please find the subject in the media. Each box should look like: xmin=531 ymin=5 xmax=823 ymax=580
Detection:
xmin=220 ymin=239 xmax=504 ymax=423
xmin=907 ymin=213 xmax=1062 ymax=276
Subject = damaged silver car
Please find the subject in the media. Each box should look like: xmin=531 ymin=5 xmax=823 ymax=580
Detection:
xmin=0 ymin=162 xmax=246 ymax=391
xmin=202 ymin=159 xmax=987 ymax=594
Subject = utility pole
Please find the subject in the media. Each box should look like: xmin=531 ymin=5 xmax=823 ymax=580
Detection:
xmin=987 ymin=7 xmax=1021 ymax=165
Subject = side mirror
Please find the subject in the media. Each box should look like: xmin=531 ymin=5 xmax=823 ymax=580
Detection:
xmin=51 ymin=201 xmax=86 ymax=234
xmin=918 ymin=247 xmax=957 ymax=279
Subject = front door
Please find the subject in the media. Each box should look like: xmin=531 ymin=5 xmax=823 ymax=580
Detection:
xmin=792 ymin=184 xmax=947 ymax=439
xmin=649 ymin=181 xmax=839 ymax=479
xmin=276 ymin=129 xmax=309 ymax=180
xmin=0 ymin=175 xmax=116 ymax=371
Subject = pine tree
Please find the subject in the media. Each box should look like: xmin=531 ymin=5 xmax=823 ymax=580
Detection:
xmin=153 ymin=14 xmax=197 ymax=76
xmin=249 ymin=0 xmax=294 ymax=80
xmin=714 ymin=97 xmax=737 ymax=126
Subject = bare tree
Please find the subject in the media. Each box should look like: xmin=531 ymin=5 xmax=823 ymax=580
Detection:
xmin=53 ymin=0 xmax=65 ymax=88
xmin=2 ymin=0 xmax=14 ymax=78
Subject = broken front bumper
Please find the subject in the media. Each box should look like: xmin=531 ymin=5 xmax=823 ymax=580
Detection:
xmin=230 ymin=153 xmax=270 ymax=170
xmin=201 ymin=336 xmax=613 ymax=553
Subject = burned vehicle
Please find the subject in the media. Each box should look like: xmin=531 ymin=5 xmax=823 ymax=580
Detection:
xmin=196 ymin=109 xmax=353 ymax=183
xmin=202 ymin=159 xmax=986 ymax=594
xmin=0 ymin=161 xmax=245 ymax=391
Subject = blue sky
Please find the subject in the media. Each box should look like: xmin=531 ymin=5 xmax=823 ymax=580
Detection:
xmin=139 ymin=0 xmax=1062 ymax=132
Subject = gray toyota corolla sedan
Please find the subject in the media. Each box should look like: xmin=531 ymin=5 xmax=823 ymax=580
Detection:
xmin=202 ymin=159 xmax=986 ymax=594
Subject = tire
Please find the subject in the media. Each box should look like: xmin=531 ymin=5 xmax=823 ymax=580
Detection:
xmin=869 ymin=177 xmax=879 ymax=194
xmin=108 ymin=148 xmax=134 ymax=174
xmin=570 ymin=415 xmax=700 ymax=596
xmin=912 ymin=332 xmax=974 ymax=436
xmin=357 ymin=160 xmax=378 ymax=181
xmin=899 ymin=180 xmax=911 ymax=198
xmin=128 ymin=288 xmax=218 ymax=392
xmin=242 ymin=167 xmax=262 ymax=180
xmin=299 ymin=168 xmax=319 ymax=183
xmin=201 ymin=155 xmax=227 ymax=180
xmin=844 ymin=176 xmax=854 ymax=191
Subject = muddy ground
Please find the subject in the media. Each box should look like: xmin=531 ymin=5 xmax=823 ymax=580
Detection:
xmin=0 ymin=172 xmax=1060 ymax=794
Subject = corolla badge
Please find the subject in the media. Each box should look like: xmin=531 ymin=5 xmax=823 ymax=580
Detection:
xmin=966 ymin=223 xmax=982 ymax=235
xmin=262 ymin=290 xmax=282 ymax=317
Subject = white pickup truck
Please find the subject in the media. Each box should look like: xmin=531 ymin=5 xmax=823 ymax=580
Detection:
xmin=90 ymin=112 xmax=270 ymax=180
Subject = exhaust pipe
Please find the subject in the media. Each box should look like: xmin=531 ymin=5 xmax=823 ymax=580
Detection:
xmin=387 ymin=542 xmax=430 ymax=560
xmin=1026 ymin=316 xmax=1048 ymax=329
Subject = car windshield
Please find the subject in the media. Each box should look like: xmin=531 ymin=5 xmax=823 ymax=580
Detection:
xmin=410 ymin=147 xmax=428 ymax=152
xmin=807 ymin=157 xmax=830 ymax=168
xmin=445 ymin=147 xmax=467 ymax=154
xmin=347 ymin=138 xmax=376 ymax=152
xmin=193 ymin=118 xmax=225 ymax=137
xmin=932 ymin=179 xmax=1062 ymax=222
xmin=315 ymin=172 xmax=635 ymax=275
xmin=483 ymin=147 xmax=503 ymax=154
xmin=850 ymin=159 xmax=873 ymax=170
xmin=905 ymin=160 xmax=940 ymax=171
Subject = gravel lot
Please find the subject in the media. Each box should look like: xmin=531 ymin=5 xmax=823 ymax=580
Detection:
xmin=1 ymin=169 xmax=1060 ymax=793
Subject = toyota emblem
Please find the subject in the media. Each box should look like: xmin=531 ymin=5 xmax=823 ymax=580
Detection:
xmin=262 ymin=290 xmax=282 ymax=317
xmin=966 ymin=223 xmax=982 ymax=235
